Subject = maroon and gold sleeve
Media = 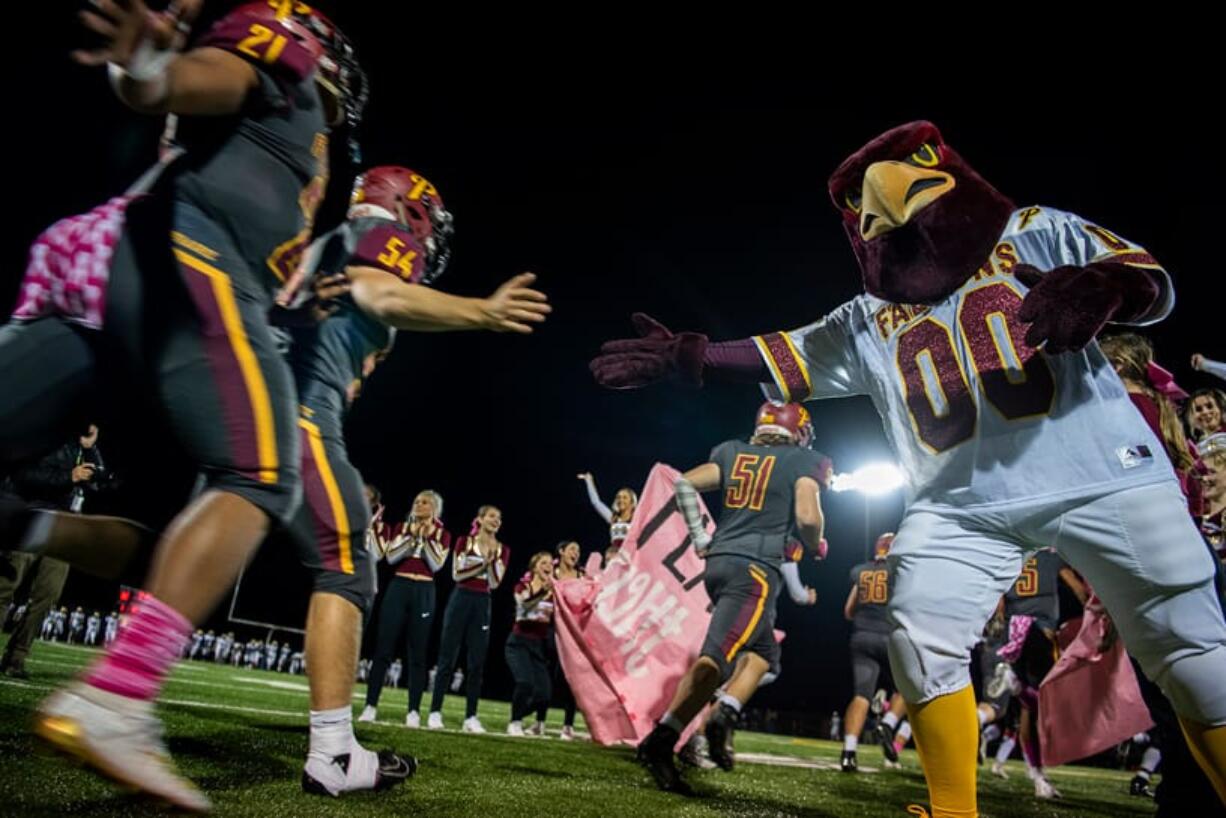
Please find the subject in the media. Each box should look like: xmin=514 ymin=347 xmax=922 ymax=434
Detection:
xmin=197 ymin=9 xmax=318 ymax=84
xmin=349 ymin=223 xmax=426 ymax=283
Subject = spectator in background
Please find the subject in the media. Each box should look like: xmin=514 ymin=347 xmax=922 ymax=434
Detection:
xmin=85 ymin=611 xmax=101 ymax=646
xmin=53 ymin=607 xmax=67 ymax=641
xmin=360 ymin=490 xmax=450 ymax=728
xmin=576 ymin=473 xmax=637 ymax=565
xmin=505 ymin=553 xmax=556 ymax=737
xmin=68 ymin=607 xmax=86 ymax=644
xmin=1199 ymin=434 xmax=1226 ymax=562
xmin=1095 ymin=337 xmax=1223 ymax=815
xmin=427 ymin=506 xmax=510 ymax=734
xmin=533 ymin=540 xmax=585 ymax=740
xmin=1186 ymin=389 xmax=1226 ymax=444
xmin=0 ymin=425 xmax=114 ymax=678
xmin=1100 ymin=335 xmax=1203 ymax=514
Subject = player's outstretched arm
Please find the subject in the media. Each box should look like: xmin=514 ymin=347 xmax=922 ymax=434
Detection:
xmin=76 ymin=0 xmax=264 ymax=116
xmin=349 ymin=269 xmax=550 ymax=333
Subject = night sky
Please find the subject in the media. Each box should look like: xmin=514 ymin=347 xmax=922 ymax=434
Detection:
xmin=5 ymin=5 xmax=1215 ymax=727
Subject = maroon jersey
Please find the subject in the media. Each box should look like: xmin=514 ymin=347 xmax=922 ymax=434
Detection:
xmin=384 ymin=520 xmax=451 ymax=580
xmin=512 ymin=573 xmax=554 ymax=638
xmin=451 ymin=536 xmax=510 ymax=593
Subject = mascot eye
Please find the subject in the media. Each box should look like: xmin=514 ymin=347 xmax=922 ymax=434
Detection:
xmin=907 ymin=143 xmax=940 ymax=168
xmin=844 ymin=188 xmax=863 ymax=214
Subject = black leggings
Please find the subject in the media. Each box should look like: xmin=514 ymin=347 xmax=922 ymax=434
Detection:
xmin=366 ymin=577 xmax=435 ymax=712
xmin=535 ymin=628 xmax=578 ymax=726
xmin=506 ymin=633 xmax=552 ymax=723
xmin=430 ymin=588 xmax=490 ymax=718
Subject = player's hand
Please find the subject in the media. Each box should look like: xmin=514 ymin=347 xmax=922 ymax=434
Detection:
xmin=805 ymin=587 xmax=817 ymax=606
xmin=1193 ymin=353 xmax=1206 ymax=371
xmin=74 ymin=0 xmax=200 ymax=67
xmin=310 ymin=273 xmax=351 ymax=320
xmin=479 ymin=273 xmax=551 ymax=334
xmin=590 ymin=313 xmax=708 ymax=389
xmin=72 ymin=463 xmax=97 ymax=483
xmin=299 ymin=273 xmax=352 ymax=325
xmin=577 ymin=472 xmax=593 ymax=482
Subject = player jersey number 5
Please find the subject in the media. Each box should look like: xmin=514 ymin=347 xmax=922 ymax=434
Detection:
xmin=897 ymin=280 xmax=1055 ymax=453
xmin=1013 ymin=558 xmax=1039 ymax=597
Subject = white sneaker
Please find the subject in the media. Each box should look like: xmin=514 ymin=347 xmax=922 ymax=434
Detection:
xmin=427 ymin=712 xmax=444 ymax=730
xmin=462 ymin=716 xmax=486 ymax=734
xmin=35 ymin=683 xmax=212 ymax=813
xmin=560 ymin=725 xmax=575 ymax=741
xmin=1034 ymin=776 xmax=1062 ymax=799
xmin=506 ymin=721 xmax=525 ymax=737
xmin=405 ymin=711 xmax=420 ymax=729
xmin=991 ymin=760 xmax=1009 ymax=779
xmin=527 ymin=721 xmax=546 ymax=737
xmin=357 ymin=705 xmax=377 ymax=723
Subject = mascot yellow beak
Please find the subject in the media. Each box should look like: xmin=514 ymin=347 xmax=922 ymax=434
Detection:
xmin=859 ymin=161 xmax=955 ymax=241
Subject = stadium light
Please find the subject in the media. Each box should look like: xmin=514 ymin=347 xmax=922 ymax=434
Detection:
xmin=829 ymin=462 xmax=906 ymax=496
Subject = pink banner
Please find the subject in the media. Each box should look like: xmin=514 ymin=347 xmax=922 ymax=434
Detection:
xmin=554 ymin=463 xmax=715 ymax=747
xmin=1038 ymin=605 xmax=1154 ymax=768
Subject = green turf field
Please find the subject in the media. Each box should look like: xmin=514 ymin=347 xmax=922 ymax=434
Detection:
xmin=0 ymin=638 xmax=1155 ymax=817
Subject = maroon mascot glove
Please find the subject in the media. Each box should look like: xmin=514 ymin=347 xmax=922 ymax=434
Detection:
xmin=1016 ymin=262 xmax=1161 ymax=355
xmin=590 ymin=313 xmax=709 ymax=388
